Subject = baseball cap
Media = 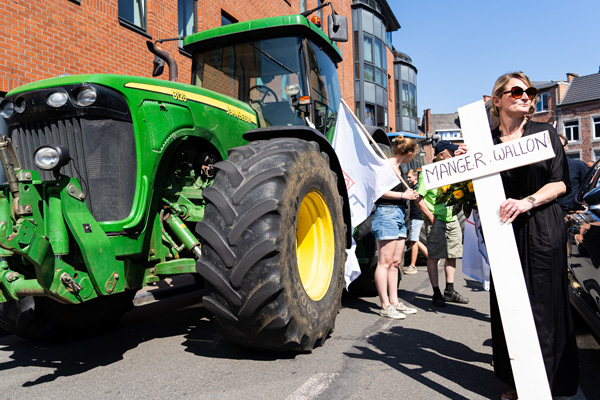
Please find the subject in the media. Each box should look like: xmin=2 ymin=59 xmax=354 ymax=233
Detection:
xmin=434 ymin=140 xmax=459 ymax=156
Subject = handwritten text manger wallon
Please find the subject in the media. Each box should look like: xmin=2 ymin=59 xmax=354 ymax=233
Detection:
xmin=422 ymin=131 xmax=555 ymax=190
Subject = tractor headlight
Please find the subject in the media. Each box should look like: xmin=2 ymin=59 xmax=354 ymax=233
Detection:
xmin=46 ymin=91 xmax=69 ymax=108
xmin=0 ymin=101 xmax=14 ymax=119
xmin=75 ymin=87 xmax=97 ymax=106
xmin=34 ymin=145 xmax=71 ymax=171
xmin=14 ymin=97 xmax=26 ymax=113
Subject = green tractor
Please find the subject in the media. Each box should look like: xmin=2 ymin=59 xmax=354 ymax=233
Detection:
xmin=0 ymin=5 xmax=361 ymax=351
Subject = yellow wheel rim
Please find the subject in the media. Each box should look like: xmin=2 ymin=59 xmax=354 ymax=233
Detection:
xmin=296 ymin=190 xmax=335 ymax=301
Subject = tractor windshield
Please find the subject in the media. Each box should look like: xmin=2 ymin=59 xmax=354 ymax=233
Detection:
xmin=193 ymin=36 xmax=307 ymax=127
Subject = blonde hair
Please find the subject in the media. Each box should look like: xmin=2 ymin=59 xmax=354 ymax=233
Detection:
xmin=490 ymin=72 xmax=537 ymax=121
xmin=407 ymin=169 xmax=418 ymax=177
xmin=392 ymin=135 xmax=417 ymax=156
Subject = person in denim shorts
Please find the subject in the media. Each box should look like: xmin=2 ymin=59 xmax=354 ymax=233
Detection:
xmin=371 ymin=136 xmax=420 ymax=319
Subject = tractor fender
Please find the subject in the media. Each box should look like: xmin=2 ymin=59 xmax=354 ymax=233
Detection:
xmin=243 ymin=126 xmax=352 ymax=248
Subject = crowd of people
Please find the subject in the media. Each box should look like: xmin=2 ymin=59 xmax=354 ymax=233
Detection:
xmin=366 ymin=71 xmax=588 ymax=399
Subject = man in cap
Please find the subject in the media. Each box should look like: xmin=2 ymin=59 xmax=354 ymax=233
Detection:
xmin=415 ymin=140 xmax=469 ymax=307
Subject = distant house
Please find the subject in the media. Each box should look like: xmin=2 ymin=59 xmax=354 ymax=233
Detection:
xmin=419 ymin=109 xmax=463 ymax=163
xmin=530 ymin=77 xmax=570 ymax=127
xmin=556 ymin=72 xmax=600 ymax=162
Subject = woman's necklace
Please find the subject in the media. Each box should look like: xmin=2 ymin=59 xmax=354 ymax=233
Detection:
xmin=499 ymin=121 xmax=526 ymax=141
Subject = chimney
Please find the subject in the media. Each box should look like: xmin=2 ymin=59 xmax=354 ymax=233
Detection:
xmin=482 ymin=95 xmax=491 ymax=104
xmin=423 ymin=109 xmax=431 ymax=133
xmin=566 ymin=73 xmax=579 ymax=83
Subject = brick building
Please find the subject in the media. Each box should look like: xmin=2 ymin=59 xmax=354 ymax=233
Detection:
xmin=0 ymin=1 xmax=353 ymax=109
xmin=529 ymin=72 xmax=600 ymax=162
xmin=529 ymin=77 xmax=570 ymax=126
xmin=1 ymin=0 xmax=406 ymax=133
xmin=556 ymin=72 xmax=600 ymax=163
xmin=418 ymin=108 xmax=462 ymax=163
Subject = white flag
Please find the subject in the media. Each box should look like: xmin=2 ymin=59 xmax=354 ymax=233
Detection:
xmin=332 ymin=102 xmax=400 ymax=287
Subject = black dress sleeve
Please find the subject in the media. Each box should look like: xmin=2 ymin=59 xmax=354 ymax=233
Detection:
xmin=543 ymin=123 xmax=571 ymax=195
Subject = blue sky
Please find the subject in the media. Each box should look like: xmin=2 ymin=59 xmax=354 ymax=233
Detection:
xmin=389 ymin=0 xmax=600 ymax=115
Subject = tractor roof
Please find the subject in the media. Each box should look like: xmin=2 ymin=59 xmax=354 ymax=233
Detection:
xmin=183 ymin=14 xmax=343 ymax=63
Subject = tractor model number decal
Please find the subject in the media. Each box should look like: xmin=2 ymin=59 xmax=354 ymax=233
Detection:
xmin=124 ymin=82 xmax=257 ymax=125
xmin=172 ymin=90 xmax=187 ymax=102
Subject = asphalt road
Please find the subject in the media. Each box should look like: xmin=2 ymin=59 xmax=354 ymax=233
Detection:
xmin=0 ymin=264 xmax=598 ymax=400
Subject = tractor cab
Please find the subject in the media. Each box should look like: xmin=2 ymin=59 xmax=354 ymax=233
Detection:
xmin=184 ymin=12 xmax=347 ymax=139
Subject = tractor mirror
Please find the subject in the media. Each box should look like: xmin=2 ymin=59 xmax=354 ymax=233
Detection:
xmin=327 ymin=14 xmax=348 ymax=42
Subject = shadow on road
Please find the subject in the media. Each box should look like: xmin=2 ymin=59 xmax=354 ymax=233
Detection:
xmin=0 ymin=291 xmax=213 ymax=387
xmin=342 ymin=286 xmax=492 ymax=324
xmin=345 ymin=326 xmax=504 ymax=399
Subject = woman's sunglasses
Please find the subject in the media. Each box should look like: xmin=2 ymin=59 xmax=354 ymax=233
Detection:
xmin=503 ymin=86 xmax=538 ymax=99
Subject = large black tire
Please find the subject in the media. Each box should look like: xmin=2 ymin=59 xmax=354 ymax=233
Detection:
xmin=0 ymin=290 xmax=136 ymax=340
xmin=196 ymin=138 xmax=346 ymax=352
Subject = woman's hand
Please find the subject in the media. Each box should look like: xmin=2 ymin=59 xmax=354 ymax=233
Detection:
xmin=454 ymin=143 xmax=469 ymax=156
xmin=499 ymin=198 xmax=531 ymax=223
xmin=403 ymin=189 xmax=418 ymax=200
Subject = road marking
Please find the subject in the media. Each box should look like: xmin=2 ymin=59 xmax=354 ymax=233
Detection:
xmin=286 ymin=373 xmax=338 ymax=400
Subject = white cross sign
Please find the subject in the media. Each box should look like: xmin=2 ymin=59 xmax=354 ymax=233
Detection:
xmin=434 ymin=100 xmax=552 ymax=399
xmin=422 ymin=130 xmax=554 ymax=190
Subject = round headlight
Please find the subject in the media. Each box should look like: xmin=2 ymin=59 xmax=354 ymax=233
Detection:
xmin=1 ymin=101 xmax=14 ymax=119
xmin=76 ymin=87 xmax=97 ymax=106
xmin=34 ymin=145 xmax=71 ymax=171
xmin=46 ymin=91 xmax=69 ymax=108
xmin=284 ymin=83 xmax=300 ymax=97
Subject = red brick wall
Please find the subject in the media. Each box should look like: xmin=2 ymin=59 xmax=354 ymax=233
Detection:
xmin=0 ymin=0 xmax=354 ymax=103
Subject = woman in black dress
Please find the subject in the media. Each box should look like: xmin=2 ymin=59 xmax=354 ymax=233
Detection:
xmin=488 ymin=72 xmax=579 ymax=399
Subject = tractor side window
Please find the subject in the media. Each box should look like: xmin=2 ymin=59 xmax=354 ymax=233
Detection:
xmin=194 ymin=46 xmax=240 ymax=99
xmin=306 ymin=40 xmax=341 ymax=139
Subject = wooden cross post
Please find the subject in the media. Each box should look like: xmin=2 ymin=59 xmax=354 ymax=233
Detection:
xmin=422 ymin=100 xmax=553 ymax=400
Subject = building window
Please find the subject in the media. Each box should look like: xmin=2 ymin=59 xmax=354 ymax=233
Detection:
xmin=118 ymin=0 xmax=146 ymax=30
xmin=594 ymin=148 xmax=600 ymax=161
xmin=563 ymin=120 xmax=580 ymax=142
xmin=363 ymin=36 xmax=373 ymax=63
xmin=361 ymin=33 xmax=386 ymax=88
xmin=364 ymin=64 xmax=374 ymax=82
xmin=365 ymin=104 xmax=375 ymax=125
xmin=401 ymin=82 xmax=417 ymax=118
xmin=221 ymin=11 xmax=237 ymax=26
xmin=437 ymin=130 xmax=462 ymax=140
xmin=386 ymin=31 xmax=392 ymax=48
xmin=373 ymin=38 xmax=382 ymax=68
xmin=593 ymin=116 xmax=600 ymax=140
xmin=536 ymin=92 xmax=549 ymax=112
xmin=178 ymin=0 xmax=197 ymax=48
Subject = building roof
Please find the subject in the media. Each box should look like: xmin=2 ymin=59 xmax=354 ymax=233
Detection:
xmin=532 ymin=80 xmax=567 ymax=90
xmin=353 ymin=0 xmax=400 ymax=31
xmin=561 ymin=72 xmax=600 ymax=105
xmin=430 ymin=112 xmax=461 ymax=131
xmin=418 ymin=112 xmax=461 ymax=135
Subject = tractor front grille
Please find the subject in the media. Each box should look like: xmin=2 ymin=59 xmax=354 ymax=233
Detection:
xmin=10 ymin=117 xmax=137 ymax=223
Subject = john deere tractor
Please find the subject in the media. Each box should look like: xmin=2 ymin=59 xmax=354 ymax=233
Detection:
xmin=0 ymin=4 xmax=361 ymax=351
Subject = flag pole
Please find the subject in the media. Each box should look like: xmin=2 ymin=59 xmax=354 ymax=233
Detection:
xmin=340 ymin=99 xmax=410 ymax=190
